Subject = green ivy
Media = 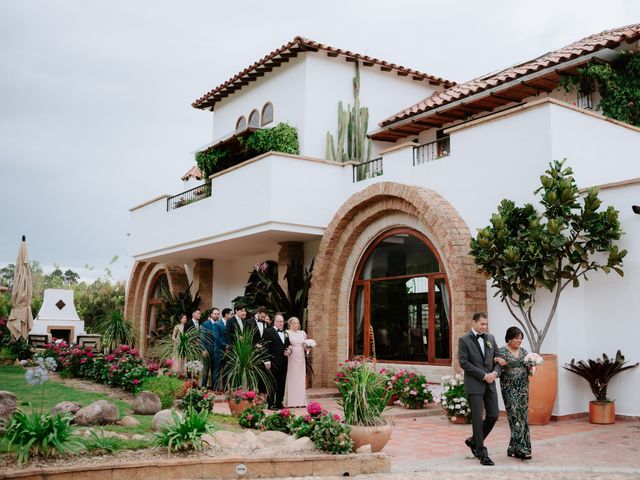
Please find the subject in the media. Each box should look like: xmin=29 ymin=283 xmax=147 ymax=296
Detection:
xmin=241 ymin=122 xmax=299 ymax=156
xmin=562 ymin=51 xmax=640 ymax=127
xmin=195 ymin=148 xmax=230 ymax=179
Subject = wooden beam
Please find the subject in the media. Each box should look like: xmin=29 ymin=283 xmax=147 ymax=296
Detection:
xmin=380 ymin=66 xmax=392 ymax=72
xmin=491 ymin=92 xmax=523 ymax=103
xmin=346 ymin=57 xmax=358 ymax=63
xmin=435 ymin=110 xmax=465 ymax=119
xmin=327 ymin=51 xmax=339 ymax=57
xmin=412 ymin=76 xmax=423 ymax=81
xmin=521 ymin=81 xmax=552 ymax=93
xmin=459 ymin=102 xmax=491 ymax=113
xmin=414 ymin=119 xmax=444 ymax=127
xmin=396 ymin=71 xmax=408 ymax=77
xmin=428 ymin=80 xmax=440 ymax=86
xmin=363 ymin=61 xmax=374 ymax=67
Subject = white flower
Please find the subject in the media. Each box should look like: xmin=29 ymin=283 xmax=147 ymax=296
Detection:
xmin=451 ymin=416 xmax=457 ymax=421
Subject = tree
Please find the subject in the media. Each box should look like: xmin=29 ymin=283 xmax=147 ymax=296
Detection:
xmin=469 ymin=160 xmax=627 ymax=353
xmin=0 ymin=264 xmax=15 ymax=288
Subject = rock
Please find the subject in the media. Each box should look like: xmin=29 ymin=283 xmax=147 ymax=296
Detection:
xmin=201 ymin=433 xmax=217 ymax=448
xmin=51 ymin=401 xmax=82 ymax=417
xmin=131 ymin=434 xmax=147 ymax=441
xmin=0 ymin=391 xmax=17 ymax=421
xmin=213 ymin=431 xmax=244 ymax=449
xmin=132 ymin=391 xmax=162 ymax=415
xmin=173 ymin=399 xmax=182 ymax=409
xmin=356 ymin=444 xmax=372 ymax=454
xmin=100 ymin=431 xmax=128 ymax=440
xmin=74 ymin=400 xmax=120 ymax=426
xmin=243 ymin=430 xmax=263 ymax=450
xmin=118 ymin=415 xmax=141 ymax=427
xmin=152 ymin=409 xmax=181 ymax=431
xmin=283 ymin=436 xmax=316 ymax=453
xmin=258 ymin=430 xmax=292 ymax=445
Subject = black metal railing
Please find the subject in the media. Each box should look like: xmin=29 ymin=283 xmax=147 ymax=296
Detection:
xmin=577 ymin=90 xmax=593 ymax=110
xmin=353 ymin=157 xmax=383 ymax=182
xmin=413 ymin=137 xmax=451 ymax=166
xmin=167 ymin=181 xmax=212 ymax=211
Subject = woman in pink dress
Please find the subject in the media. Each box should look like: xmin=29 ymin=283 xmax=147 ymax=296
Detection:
xmin=285 ymin=317 xmax=308 ymax=407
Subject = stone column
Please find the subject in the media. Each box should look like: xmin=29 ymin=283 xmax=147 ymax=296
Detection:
xmin=277 ymin=242 xmax=304 ymax=291
xmin=193 ymin=258 xmax=214 ymax=311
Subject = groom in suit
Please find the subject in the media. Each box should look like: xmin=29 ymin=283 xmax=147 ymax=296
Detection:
xmin=264 ymin=313 xmax=290 ymax=409
xmin=458 ymin=312 xmax=501 ymax=466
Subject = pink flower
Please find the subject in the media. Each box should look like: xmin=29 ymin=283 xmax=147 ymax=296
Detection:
xmin=303 ymin=414 xmax=312 ymax=422
xmin=80 ymin=358 xmax=87 ymax=364
xmin=109 ymin=365 xmax=118 ymax=372
xmin=86 ymin=351 xmax=95 ymax=358
xmin=409 ymin=372 xmax=415 ymax=378
xmin=245 ymin=391 xmax=256 ymax=400
xmin=133 ymin=379 xmax=140 ymax=385
xmin=130 ymin=348 xmax=139 ymax=356
xmin=147 ymin=362 xmax=159 ymax=372
xmin=106 ymin=354 xmax=116 ymax=362
xmin=280 ymin=408 xmax=291 ymax=417
xmin=336 ymin=372 xmax=344 ymax=378
xmin=404 ymin=378 xmax=410 ymax=384
xmin=120 ymin=345 xmax=130 ymax=352
xmin=333 ymin=414 xmax=341 ymax=421
xmin=247 ymin=414 xmax=254 ymax=421
xmin=71 ymin=348 xmax=82 ymax=356
xmin=307 ymin=402 xmax=323 ymax=415
xmin=164 ymin=359 xmax=174 ymax=367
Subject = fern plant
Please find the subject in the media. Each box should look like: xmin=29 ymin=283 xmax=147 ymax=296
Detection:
xmin=154 ymin=408 xmax=214 ymax=453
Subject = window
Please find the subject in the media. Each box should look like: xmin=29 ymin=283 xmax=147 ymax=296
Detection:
xmin=261 ymin=102 xmax=274 ymax=126
xmin=350 ymin=229 xmax=451 ymax=364
xmin=236 ymin=116 xmax=247 ymax=132
xmin=146 ymin=273 xmax=168 ymax=342
xmin=248 ymin=109 xmax=260 ymax=128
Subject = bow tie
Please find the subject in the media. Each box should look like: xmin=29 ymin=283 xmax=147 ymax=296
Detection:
xmin=277 ymin=329 xmax=284 ymax=333
xmin=475 ymin=333 xmax=485 ymax=340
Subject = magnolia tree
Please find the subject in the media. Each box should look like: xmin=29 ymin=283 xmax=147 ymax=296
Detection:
xmin=469 ymin=160 xmax=627 ymax=353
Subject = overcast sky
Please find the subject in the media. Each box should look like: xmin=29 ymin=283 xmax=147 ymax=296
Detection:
xmin=1 ymin=0 xmax=639 ymax=281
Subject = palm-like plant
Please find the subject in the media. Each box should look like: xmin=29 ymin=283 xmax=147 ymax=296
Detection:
xmin=221 ymin=327 xmax=273 ymax=394
xmin=336 ymin=361 xmax=390 ymax=426
xmin=151 ymin=328 xmax=203 ymax=369
xmin=154 ymin=408 xmax=215 ymax=453
xmin=563 ymin=350 xmax=638 ymax=402
xmin=155 ymin=282 xmax=201 ymax=336
xmin=98 ymin=310 xmax=135 ymax=352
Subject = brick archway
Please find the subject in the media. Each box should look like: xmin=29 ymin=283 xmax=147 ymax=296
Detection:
xmin=307 ymin=182 xmax=486 ymax=386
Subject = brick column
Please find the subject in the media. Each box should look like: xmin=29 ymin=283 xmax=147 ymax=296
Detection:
xmin=277 ymin=242 xmax=304 ymax=291
xmin=193 ymin=258 xmax=214 ymax=311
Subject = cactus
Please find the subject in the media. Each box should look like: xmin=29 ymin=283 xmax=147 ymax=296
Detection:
xmin=326 ymin=62 xmax=372 ymax=162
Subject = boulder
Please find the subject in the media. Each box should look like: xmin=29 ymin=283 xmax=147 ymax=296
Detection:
xmin=355 ymin=444 xmax=372 ymax=454
xmin=201 ymin=433 xmax=217 ymax=448
xmin=74 ymin=400 xmax=120 ymax=426
xmin=118 ymin=415 xmax=141 ymax=427
xmin=133 ymin=391 xmax=162 ymax=415
xmin=0 ymin=391 xmax=17 ymax=422
xmin=51 ymin=401 xmax=82 ymax=417
xmin=152 ymin=409 xmax=181 ymax=431
xmin=213 ymin=431 xmax=244 ymax=449
xmin=258 ymin=430 xmax=292 ymax=445
xmin=243 ymin=430 xmax=263 ymax=450
xmin=282 ymin=436 xmax=316 ymax=453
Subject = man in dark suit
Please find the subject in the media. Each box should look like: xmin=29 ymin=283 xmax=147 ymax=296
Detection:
xmin=458 ymin=311 xmax=501 ymax=466
xmin=264 ymin=313 xmax=291 ymax=409
xmin=200 ymin=307 xmax=219 ymax=389
xmin=224 ymin=305 xmax=254 ymax=344
xmin=213 ymin=308 xmax=232 ymax=392
xmin=251 ymin=306 xmax=269 ymax=346
xmin=185 ymin=308 xmax=202 ymax=332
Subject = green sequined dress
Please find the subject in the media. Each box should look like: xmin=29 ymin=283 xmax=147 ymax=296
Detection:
xmin=496 ymin=346 xmax=531 ymax=457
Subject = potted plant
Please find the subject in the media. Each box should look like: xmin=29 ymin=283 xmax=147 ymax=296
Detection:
xmin=563 ymin=350 xmax=638 ymax=424
xmin=221 ymin=330 xmax=272 ymax=414
xmin=389 ymin=369 xmax=433 ymax=409
xmin=440 ymin=374 xmax=471 ymax=424
xmin=335 ymin=359 xmax=392 ymax=452
xmin=470 ymin=160 xmax=626 ymax=424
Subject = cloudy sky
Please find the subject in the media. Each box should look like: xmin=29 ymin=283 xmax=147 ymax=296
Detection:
xmin=1 ymin=0 xmax=639 ymax=281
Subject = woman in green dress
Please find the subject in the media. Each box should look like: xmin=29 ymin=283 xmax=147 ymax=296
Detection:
xmin=494 ymin=326 xmax=532 ymax=460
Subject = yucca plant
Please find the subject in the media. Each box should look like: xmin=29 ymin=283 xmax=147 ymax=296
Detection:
xmin=221 ymin=328 xmax=273 ymax=394
xmin=84 ymin=430 xmax=123 ymax=453
xmin=335 ymin=360 xmax=390 ymax=426
xmin=154 ymin=408 xmax=214 ymax=454
xmin=151 ymin=327 xmax=203 ymax=369
xmin=99 ymin=310 xmax=135 ymax=352
xmin=3 ymin=411 xmax=84 ymax=464
xmin=563 ymin=350 xmax=638 ymax=402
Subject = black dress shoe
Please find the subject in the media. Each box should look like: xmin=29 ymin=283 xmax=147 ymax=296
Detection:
xmin=465 ymin=438 xmax=479 ymax=458
xmin=515 ymin=453 xmax=532 ymax=460
xmin=479 ymin=456 xmax=495 ymax=466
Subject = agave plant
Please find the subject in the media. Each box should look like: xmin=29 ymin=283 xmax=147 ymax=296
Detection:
xmin=221 ymin=327 xmax=273 ymax=394
xmin=563 ymin=350 xmax=638 ymax=402
xmin=98 ymin=310 xmax=135 ymax=352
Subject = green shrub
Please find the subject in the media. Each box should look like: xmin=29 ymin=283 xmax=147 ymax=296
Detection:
xmin=261 ymin=409 xmax=294 ymax=433
xmin=3 ymin=411 xmax=83 ymax=464
xmin=154 ymin=408 xmax=214 ymax=453
xmin=180 ymin=387 xmax=214 ymax=413
xmin=310 ymin=414 xmax=353 ymax=454
xmin=238 ymin=404 xmax=266 ymax=429
xmin=140 ymin=375 xmax=185 ymax=409
xmin=242 ymin=122 xmax=299 ymax=156
xmin=84 ymin=430 xmax=123 ymax=453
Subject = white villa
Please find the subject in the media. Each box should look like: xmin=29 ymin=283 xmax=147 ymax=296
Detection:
xmin=127 ymin=25 xmax=640 ymax=418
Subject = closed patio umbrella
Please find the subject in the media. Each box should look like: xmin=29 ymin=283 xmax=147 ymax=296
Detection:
xmin=8 ymin=235 xmax=33 ymax=340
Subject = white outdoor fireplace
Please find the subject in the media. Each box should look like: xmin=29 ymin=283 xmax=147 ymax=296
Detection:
xmin=29 ymin=289 xmax=85 ymax=344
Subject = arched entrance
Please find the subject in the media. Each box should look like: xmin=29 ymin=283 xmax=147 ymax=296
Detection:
xmin=351 ymin=228 xmax=451 ymax=364
xmin=145 ymin=272 xmax=168 ymax=343
xmin=307 ymin=182 xmax=487 ymax=386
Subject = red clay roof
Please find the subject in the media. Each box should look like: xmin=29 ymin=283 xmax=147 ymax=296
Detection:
xmin=181 ymin=166 xmax=203 ymax=181
xmin=380 ymin=23 xmax=640 ymax=128
xmin=192 ymin=36 xmax=455 ymax=110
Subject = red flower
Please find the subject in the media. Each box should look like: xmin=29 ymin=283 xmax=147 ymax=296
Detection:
xmin=333 ymin=414 xmax=341 ymax=422
xmin=280 ymin=408 xmax=291 ymax=417
xmin=133 ymin=379 xmax=140 ymax=385
xmin=120 ymin=345 xmax=130 ymax=352
xmin=245 ymin=391 xmax=256 ymax=400
xmin=307 ymin=402 xmax=323 ymax=415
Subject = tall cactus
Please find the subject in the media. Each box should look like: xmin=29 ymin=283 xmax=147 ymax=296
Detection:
xmin=326 ymin=61 xmax=372 ymax=162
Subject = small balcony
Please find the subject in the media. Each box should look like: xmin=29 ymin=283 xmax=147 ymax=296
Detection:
xmin=167 ymin=182 xmax=212 ymax=211
xmin=353 ymin=157 xmax=383 ymax=182
xmin=413 ymin=137 xmax=450 ymax=166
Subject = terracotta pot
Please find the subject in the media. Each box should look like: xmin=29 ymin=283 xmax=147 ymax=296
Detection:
xmin=527 ymin=353 xmax=557 ymax=425
xmin=589 ymin=401 xmax=615 ymax=424
xmin=449 ymin=415 xmax=467 ymax=425
xmin=349 ymin=422 xmax=393 ymax=452
xmin=227 ymin=399 xmax=252 ymax=416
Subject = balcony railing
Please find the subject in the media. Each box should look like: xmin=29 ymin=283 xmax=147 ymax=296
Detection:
xmin=353 ymin=157 xmax=383 ymax=182
xmin=167 ymin=182 xmax=212 ymax=211
xmin=413 ymin=137 xmax=451 ymax=166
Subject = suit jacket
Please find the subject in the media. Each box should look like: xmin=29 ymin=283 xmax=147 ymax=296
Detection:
xmin=252 ymin=316 xmax=268 ymax=345
xmin=264 ymin=327 xmax=290 ymax=369
xmin=184 ymin=318 xmax=200 ymax=333
xmin=224 ymin=315 xmax=257 ymax=344
xmin=458 ymin=331 xmax=501 ymax=395
xmin=213 ymin=319 xmax=227 ymax=355
xmin=200 ymin=319 xmax=216 ymax=353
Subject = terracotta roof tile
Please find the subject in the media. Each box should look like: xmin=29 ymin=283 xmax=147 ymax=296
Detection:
xmin=380 ymin=23 xmax=640 ymax=127
xmin=192 ymin=36 xmax=455 ymax=110
xmin=181 ymin=166 xmax=203 ymax=181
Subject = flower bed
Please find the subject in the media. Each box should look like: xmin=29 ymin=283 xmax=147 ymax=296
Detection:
xmin=440 ymin=374 xmax=471 ymax=423
xmin=386 ymin=369 xmax=434 ymax=409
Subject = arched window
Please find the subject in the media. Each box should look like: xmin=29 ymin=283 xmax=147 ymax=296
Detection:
xmin=146 ymin=273 xmax=168 ymax=342
xmin=248 ymin=109 xmax=260 ymax=128
xmin=350 ymin=229 xmax=451 ymax=364
xmin=261 ymin=102 xmax=273 ymax=126
xmin=236 ymin=116 xmax=247 ymax=132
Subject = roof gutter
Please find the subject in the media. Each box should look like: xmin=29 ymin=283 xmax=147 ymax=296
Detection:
xmin=370 ymin=48 xmax=620 ymax=136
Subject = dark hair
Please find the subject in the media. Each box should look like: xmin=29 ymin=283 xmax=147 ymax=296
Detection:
xmin=211 ymin=307 xmax=220 ymax=313
xmin=221 ymin=308 xmax=232 ymax=317
xmin=234 ymin=305 xmax=246 ymax=313
xmin=255 ymin=306 xmax=267 ymax=314
xmin=505 ymin=326 xmax=524 ymax=343
xmin=192 ymin=308 xmax=201 ymax=316
xmin=472 ymin=312 xmax=487 ymax=321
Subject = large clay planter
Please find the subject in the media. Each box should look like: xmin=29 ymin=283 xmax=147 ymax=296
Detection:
xmin=528 ymin=353 xmax=557 ymax=425
xmin=449 ymin=415 xmax=467 ymax=425
xmin=589 ymin=401 xmax=615 ymax=424
xmin=227 ymin=399 xmax=252 ymax=416
xmin=349 ymin=422 xmax=393 ymax=452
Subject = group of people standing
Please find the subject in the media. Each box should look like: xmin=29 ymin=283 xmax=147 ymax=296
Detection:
xmin=171 ymin=305 xmax=311 ymax=409
xmin=459 ymin=312 xmax=532 ymax=466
